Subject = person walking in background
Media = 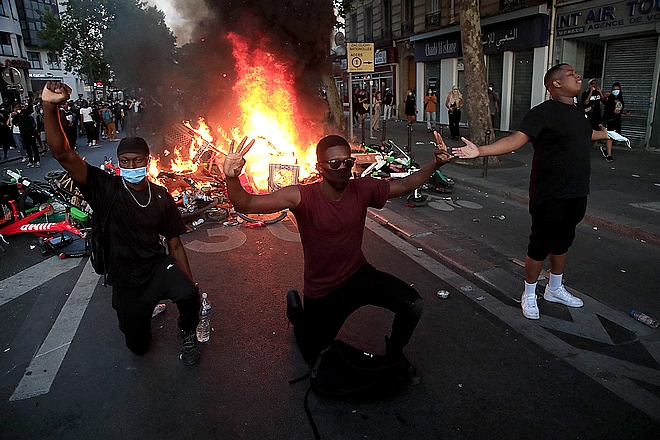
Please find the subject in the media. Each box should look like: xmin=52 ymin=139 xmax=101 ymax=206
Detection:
xmin=601 ymin=82 xmax=627 ymax=162
xmin=9 ymin=105 xmax=27 ymax=162
xmin=102 ymin=104 xmax=118 ymax=141
xmin=452 ymin=63 xmax=610 ymax=321
xmin=371 ymin=90 xmax=382 ymax=132
xmin=356 ymin=89 xmax=368 ymax=127
xmin=383 ymin=88 xmax=393 ymax=121
xmin=0 ymin=109 xmax=13 ymax=160
xmin=79 ymin=101 xmax=97 ymax=147
xmin=582 ymin=79 xmax=603 ymax=133
xmin=14 ymin=102 xmax=40 ymax=168
xmin=404 ymin=89 xmax=416 ymax=127
xmin=445 ymin=85 xmax=464 ymax=140
xmin=488 ymin=83 xmax=500 ymax=130
xmin=424 ymin=88 xmax=437 ymax=132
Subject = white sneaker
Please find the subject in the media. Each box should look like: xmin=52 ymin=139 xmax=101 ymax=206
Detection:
xmin=521 ymin=293 xmax=539 ymax=320
xmin=544 ymin=284 xmax=583 ymax=307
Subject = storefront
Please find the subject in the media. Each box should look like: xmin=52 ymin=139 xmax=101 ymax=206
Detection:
xmin=555 ymin=0 xmax=660 ymax=149
xmin=0 ymin=59 xmax=31 ymax=107
xmin=336 ymin=46 xmax=398 ymax=117
xmin=411 ymin=5 xmax=550 ymax=131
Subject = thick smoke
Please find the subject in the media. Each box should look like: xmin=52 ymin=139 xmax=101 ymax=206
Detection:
xmin=168 ymin=0 xmax=336 ymax=131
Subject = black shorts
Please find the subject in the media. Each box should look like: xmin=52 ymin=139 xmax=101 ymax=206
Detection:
xmin=527 ymin=197 xmax=588 ymax=262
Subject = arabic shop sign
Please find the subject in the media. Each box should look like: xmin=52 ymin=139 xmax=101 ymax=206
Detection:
xmin=556 ymin=0 xmax=660 ymax=37
xmin=414 ymin=15 xmax=549 ymax=61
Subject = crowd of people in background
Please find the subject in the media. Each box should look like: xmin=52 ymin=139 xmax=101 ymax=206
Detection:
xmin=0 ymin=95 xmax=159 ymax=161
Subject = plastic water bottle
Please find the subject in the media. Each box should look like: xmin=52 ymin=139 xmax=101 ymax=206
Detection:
xmin=631 ymin=310 xmax=659 ymax=329
xmin=196 ymin=293 xmax=211 ymax=342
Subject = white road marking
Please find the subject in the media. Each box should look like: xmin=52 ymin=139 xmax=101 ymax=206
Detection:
xmin=365 ymin=217 xmax=660 ymax=422
xmin=9 ymin=260 xmax=100 ymax=401
xmin=0 ymin=257 xmax=81 ymax=307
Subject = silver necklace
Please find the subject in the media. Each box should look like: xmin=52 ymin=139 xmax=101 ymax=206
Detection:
xmin=122 ymin=178 xmax=152 ymax=208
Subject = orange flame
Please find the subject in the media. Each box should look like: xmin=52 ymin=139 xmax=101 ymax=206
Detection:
xmin=152 ymin=33 xmax=321 ymax=193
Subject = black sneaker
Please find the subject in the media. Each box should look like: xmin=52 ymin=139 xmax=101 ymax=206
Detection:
xmin=605 ymin=155 xmax=613 ymax=162
xmin=600 ymin=145 xmax=607 ymax=158
xmin=385 ymin=337 xmax=420 ymax=385
xmin=285 ymin=289 xmax=303 ymax=327
xmin=178 ymin=329 xmax=200 ymax=365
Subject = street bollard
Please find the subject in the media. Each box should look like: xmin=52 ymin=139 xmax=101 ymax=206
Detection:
xmin=407 ymin=123 xmax=413 ymax=152
xmin=482 ymin=129 xmax=491 ymax=178
xmin=381 ymin=119 xmax=387 ymax=142
xmin=361 ymin=120 xmax=366 ymax=144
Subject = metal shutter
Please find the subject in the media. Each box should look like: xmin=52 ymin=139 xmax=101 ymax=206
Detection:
xmin=603 ymin=36 xmax=658 ymax=149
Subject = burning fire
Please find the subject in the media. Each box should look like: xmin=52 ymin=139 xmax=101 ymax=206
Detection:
xmin=151 ymin=32 xmax=321 ymax=193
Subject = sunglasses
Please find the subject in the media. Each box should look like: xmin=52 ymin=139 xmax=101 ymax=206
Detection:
xmin=325 ymin=157 xmax=356 ymax=170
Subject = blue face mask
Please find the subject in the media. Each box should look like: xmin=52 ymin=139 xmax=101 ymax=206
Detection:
xmin=120 ymin=166 xmax=147 ymax=184
xmin=612 ymin=89 xmax=620 ymax=96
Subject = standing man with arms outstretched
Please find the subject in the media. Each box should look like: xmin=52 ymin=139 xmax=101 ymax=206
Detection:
xmin=41 ymin=81 xmax=201 ymax=365
xmin=224 ymin=133 xmax=452 ymax=384
xmin=453 ymin=64 xmax=610 ymax=320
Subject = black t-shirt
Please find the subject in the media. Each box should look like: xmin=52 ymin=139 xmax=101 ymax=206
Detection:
xmin=78 ymin=164 xmax=186 ymax=287
xmin=581 ymin=90 xmax=602 ymax=124
xmin=517 ymin=100 xmax=592 ymax=200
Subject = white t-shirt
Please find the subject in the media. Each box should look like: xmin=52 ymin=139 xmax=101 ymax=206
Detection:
xmin=80 ymin=107 xmax=94 ymax=123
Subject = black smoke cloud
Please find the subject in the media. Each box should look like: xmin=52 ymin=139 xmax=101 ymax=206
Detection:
xmin=169 ymin=0 xmax=336 ymax=130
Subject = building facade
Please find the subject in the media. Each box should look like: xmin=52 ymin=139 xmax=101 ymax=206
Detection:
xmin=341 ymin=0 xmax=660 ymax=148
xmin=554 ymin=0 xmax=660 ymax=148
xmin=0 ymin=0 xmax=85 ymax=106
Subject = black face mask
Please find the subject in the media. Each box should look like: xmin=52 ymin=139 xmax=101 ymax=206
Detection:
xmin=322 ymin=167 xmax=352 ymax=191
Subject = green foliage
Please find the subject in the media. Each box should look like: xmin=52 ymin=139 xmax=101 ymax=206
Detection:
xmin=36 ymin=0 xmax=176 ymax=95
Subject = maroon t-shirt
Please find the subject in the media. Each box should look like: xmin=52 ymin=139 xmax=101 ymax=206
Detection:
xmin=292 ymin=178 xmax=390 ymax=299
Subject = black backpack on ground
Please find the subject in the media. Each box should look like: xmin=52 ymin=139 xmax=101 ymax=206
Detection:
xmin=291 ymin=340 xmax=409 ymax=439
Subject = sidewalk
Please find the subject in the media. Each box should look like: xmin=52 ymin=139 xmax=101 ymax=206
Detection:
xmin=355 ymin=118 xmax=660 ymax=246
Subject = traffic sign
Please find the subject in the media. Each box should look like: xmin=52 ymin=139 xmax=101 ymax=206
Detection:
xmin=347 ymin=43 xmax=374 ymax=73
xmin=2 ymin=67 xmax=22 ymax=86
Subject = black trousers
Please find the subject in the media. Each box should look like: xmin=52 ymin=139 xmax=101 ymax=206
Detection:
xmin=294 ymin=264 xmax=423 ymax=365
xmin=20 ymin=134 xmax=39 ymax=164
xmin=112 ymin=255 xmax=200 ymax=355
xmin=448 ymin=109 xmax=461 ymax=138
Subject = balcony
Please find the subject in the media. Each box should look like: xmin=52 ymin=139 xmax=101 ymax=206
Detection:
xmin=401 ymin=20 xmax=414 ymax=38
xmin=425 ymin=11 xmax=441 ymax=31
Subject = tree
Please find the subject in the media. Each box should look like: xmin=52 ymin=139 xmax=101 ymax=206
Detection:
xmin=38 ymin=1 xmax=112 ymax=95
xmin=103 ymin=0 xmax=177 ymax=95
xmin=458 ymin=0 xmax=492 ymax=155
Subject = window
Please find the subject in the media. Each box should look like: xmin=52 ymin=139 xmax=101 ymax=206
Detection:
xmin=47 ymin=52 xmax=60 ymax=69
xmin=364 ymin=7 xmax=373 ymax=42
xmin=349 ymin=13 xmax=357 ymax=42
xmin=17 ymin=35 xmax=24 ymax=57
xmin=383 ymin=0 xmax=392 ymax=30
xmin=0 ymin=2 xmax=6 ymax=17
xmin=0 ymin=33 xmax=13 ymax=56
xmin=27 ymin=51 xmax=41 ymax=69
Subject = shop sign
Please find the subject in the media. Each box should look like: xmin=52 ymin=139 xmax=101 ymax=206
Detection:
xmin=414 ymin=15 xmax=548 ymax=61
xmin=375 ymin=50 xmax=387 ymax=65
xmin=556 ymin=0 xmax=660 ymax=37
xmin=4 ymin=59 xmax=30 ymax=69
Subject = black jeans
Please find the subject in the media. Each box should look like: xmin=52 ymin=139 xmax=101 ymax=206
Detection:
xmin=294 ymin=264 xmax=423 ymax=365
xmin=112 ymin=255 xmax=200 ymax=355
xmin=20 ymin=134 xmax=39 ymax=164
xmin=448 ymin=108 xmax=461 ymax=138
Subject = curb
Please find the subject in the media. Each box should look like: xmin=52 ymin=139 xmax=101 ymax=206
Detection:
xmin=444 ymin=168 xmax=660 ymax=247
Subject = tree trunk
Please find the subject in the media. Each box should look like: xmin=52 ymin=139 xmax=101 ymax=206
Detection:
xmin=458 ymin=0 xmax=495 ymax=165
xmin=322 ymin=73 xmax=346 ymax=134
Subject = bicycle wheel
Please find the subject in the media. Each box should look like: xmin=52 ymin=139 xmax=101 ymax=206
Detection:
xmin=236 ymin=210 xmax=288 ymax=224
xmin=205 ymin=207 xmax=229 ymax=222
xmin=17 ymin=183 xmax=52 ymax=216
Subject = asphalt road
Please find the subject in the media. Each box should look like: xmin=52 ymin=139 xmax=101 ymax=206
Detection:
xmin=1 ymin=137 xmax=659 ymax=439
